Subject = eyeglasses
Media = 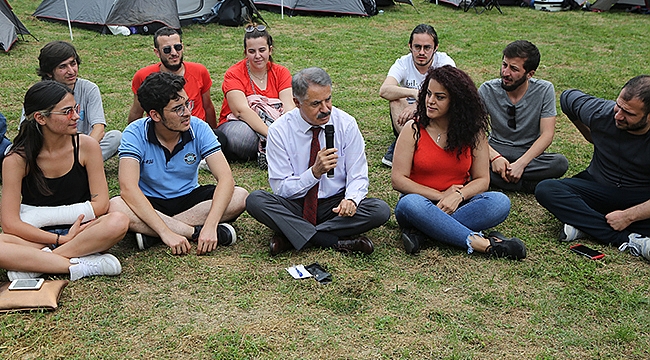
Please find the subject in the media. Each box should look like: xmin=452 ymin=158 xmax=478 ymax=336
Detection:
xmin=166 ymin=100 xmax=194 ymax=117
xmin=49 ymin=104 xmax=80 ymax=119
xmin=162 ymin=43 xmax=183 ymax=54
xmin=245 ymin=24 xmax=266 ymax=33
xmin=507 ymin=105 xmax=516 ymax=129
xmin=412 ymin=44 xmax=434 ymax=53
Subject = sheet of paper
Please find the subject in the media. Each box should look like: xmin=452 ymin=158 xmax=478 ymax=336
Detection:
xmin=286 ymin=265 xmax=312 ymax=279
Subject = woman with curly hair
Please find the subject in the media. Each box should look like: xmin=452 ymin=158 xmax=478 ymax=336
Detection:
xmin=391 ymin=66 xmax=526 ymax=259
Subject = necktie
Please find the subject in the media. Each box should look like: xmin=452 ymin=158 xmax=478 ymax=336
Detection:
xmin=303 ymin=127 xmax=321 ymax=225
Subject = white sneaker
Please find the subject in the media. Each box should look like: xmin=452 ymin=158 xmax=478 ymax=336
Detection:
xmin=198 ymin=159 xmax=209 ymax=171
xmin=619 ymin=233 xmax=650 ymax=261
xmin=69 ymin=253 xmax=122 ymax=281
xmin=558 ymin=224 xmax=586 ymax=242
xmin=7 ymin=247 xmax=52 ymax=280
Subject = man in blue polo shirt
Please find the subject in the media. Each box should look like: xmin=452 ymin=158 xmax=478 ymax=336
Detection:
xmin=109 ymin=72 xmax=248 ymax=255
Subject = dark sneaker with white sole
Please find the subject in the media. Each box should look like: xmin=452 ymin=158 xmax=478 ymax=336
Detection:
xmin=136 ymin=233 xmax=162 ymax=250
xmin=381 ymin=141 xmax=395 ymax=167
xmin=192 ymin=223 xmax=237 ymax=246
xmin=486 ymin=231 xmax=527 ymax=260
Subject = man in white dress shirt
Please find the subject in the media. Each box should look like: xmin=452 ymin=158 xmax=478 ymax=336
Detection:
xmin=246 ymin=67 xmax=390 ymax=256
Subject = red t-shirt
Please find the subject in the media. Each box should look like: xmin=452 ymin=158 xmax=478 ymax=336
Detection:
xmin=131 ymin=62 xmax=212 ymax=121
xmin=410 ymin=126 xmax=472 ymax=192
xmin=218 ymin=59 xmax=292 ymax=126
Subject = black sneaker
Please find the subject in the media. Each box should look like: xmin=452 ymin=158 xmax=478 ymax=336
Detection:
xmin=192 ymin=224 xmax=236 ymax=246
xmin=381 ymin=141 xmax=395 ymax=167
xmin=217 ymin=223 xmax=237 ymax=246
xmin=257 ymin=152 xmax=268 ymax=170
xmin=401 ymin=228 xmax=423 ymax=254
xmin=486 ymin=231 xmax=527 ymax=260
xmin=135 ymin=233 xmax=163 ymax=250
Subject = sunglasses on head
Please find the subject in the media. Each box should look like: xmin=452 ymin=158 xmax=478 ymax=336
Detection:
xmin=507 ymin=105 xmax=516 ymax=129
xmin=162 ymin=43 xmax=183 ymax=54
xmin=245 ymin=24 xmax=266 ymax=33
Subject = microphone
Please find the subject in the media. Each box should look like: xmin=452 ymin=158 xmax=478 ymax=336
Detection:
xmin=325 ymin=124 xmax=335 ymax=178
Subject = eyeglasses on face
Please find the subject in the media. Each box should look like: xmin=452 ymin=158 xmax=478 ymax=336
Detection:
xmin=245 ymin=24 xmax=266 ymax=33
xmin=167 ymin=100 xmax=194 ymax=117
xmin=507 ymin=105 xmax=516 ymax=129
xmin=49 ymin=104 xmax=80 ymax=119
xmin=412 ymin=44 xmax=434 ymax=52
xmin=162 ymin=43 xmax=183 ymax=54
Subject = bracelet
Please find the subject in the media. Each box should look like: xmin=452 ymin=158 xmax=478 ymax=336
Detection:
xmin=490 ymin=154 xmax=503 ymax=163
xmin=55 ymin=234 xmax=60 ymax=247
xmin=455 ymin=189 xmax=465 ymax=202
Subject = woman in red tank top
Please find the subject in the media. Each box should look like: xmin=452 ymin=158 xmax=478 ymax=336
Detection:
xmin=392 ymin=66 xmax=526 ymax=260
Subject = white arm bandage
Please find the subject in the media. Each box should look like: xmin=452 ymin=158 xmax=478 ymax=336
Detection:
xmin=19 ymin=201 xmax=97 ymax=228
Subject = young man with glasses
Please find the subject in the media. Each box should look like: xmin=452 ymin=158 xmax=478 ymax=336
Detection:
xmin=25 ymin=41 xmax=122 ymax=161
xmin=127 ymin=27 xmax=217 ymax=129
xmin=478 ymin=40 xmax=568 ymax=193
xmin=379 ymin=24 xmax=455 ymax=167
xmin=110 ymin=73 xmax=248 ymax=255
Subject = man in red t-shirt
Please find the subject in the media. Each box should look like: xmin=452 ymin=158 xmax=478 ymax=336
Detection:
xmin=127 ymin=27 xmax=217 ymax=128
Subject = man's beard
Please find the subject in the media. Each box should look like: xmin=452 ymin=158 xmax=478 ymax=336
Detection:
xmin=162 ymin=54 xmax=184 ymax=72
xmin=500 ymin=71 xmax=527 ymax=92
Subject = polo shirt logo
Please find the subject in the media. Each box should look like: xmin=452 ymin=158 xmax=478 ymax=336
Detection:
xmin=184 ymin=153 xmax=197 ymax=165
xmin=144 ymin=159 xmax=154 ymax=164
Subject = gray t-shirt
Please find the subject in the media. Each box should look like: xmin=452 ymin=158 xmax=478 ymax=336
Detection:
xmin=20 ymin=78 xmax=106 ymax=136
xmin=479 ymin=78 xmax=556 ymax=148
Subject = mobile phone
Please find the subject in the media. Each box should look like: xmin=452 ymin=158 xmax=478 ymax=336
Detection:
xmin=8 ymin=278 xmax=44 ymax=291
xmin=570 ymin=244 xmax=605 ymax=260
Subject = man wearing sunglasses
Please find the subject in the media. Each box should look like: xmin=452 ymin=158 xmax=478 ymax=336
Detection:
xmin=479 ymin=40 xmax=568 ymax=193
xmin=26 ymin=41 xmax=122 ymax=161
xmin=127 ymin=27 xmax=217 ymax=129
xmin=111 ymin=72 xmax=248 ymax=256
xmin=379 ymin=24 xmax=456 ymax=167
xmin=536 ymin=75 xmax=650 ymax=257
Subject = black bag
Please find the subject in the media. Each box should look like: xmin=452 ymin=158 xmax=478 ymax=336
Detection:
xmin=217 ymin=0 xmax=247 ymax=27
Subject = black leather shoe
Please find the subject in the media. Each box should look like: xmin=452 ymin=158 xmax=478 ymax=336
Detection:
xmin=334 ymin=236 xmax=374 ymax=255
xmin=401 ymin=228 xmax=423 ymax=254
xmin=269 ymin=234 xmax=292 ymax=256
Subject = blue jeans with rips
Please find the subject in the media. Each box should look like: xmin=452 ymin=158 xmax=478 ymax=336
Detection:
xmin=394 ymin=191 xmax=511 ymax=253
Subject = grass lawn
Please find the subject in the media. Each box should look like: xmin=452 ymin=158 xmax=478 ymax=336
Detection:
xmin=1 ymin=0 xmax=650 ymax=358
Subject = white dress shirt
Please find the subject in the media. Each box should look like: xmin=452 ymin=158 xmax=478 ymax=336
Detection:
xmin=266 ymin=106 xmax=369 ymax=206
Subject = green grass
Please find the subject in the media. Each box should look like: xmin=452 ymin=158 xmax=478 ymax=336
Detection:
xmin=2 ymin=0 xmax=650 ymax=358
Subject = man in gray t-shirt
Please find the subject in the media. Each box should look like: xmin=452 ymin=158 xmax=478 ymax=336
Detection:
xmin=478 ymin=40 xmax=567 ymax=193
xmin=34 ymin=41 xmax=121 ymax=161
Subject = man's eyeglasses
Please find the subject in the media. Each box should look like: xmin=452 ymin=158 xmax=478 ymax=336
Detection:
xmin=245 ymin=24 xmax=266 ymax=33
xmin=167 ymin=100 xmax=194 ymax=117
xmin=49 ymin=104 xmax=80 ymax=119
xmin=162 ymin=43 xmax=183 ymax=54
xmin=412 ymin=44 xmax=434 ymax=53
xmin=507 ymin=105 xmax=516 ymax=129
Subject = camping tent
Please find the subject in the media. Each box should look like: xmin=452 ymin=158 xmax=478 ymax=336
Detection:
xmin=253 ymin=0 xmax=378 ymax=16
xmin=178 ymin=0 xmax=219 ymax=22
xmin=33 ymin=0 xmax=182 ymax=34
xmin=1 ymin=0 xmax=34 ymax=52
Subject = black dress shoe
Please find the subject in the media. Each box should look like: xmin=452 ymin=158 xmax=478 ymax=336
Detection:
xmin=487 ymin=231 xmax=527 ymax=260
xmin=269 ymin=234 xmax=292 ymax=256
xmin=333 ymin=236 xmax=374 ymax=255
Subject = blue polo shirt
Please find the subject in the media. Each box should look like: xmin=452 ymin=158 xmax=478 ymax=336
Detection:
xmin=119 ymin=116 xmax=221 ymax=199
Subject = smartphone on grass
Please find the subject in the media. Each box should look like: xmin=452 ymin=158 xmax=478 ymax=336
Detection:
xmin=570 ymin=244 xmax=605 ymax=260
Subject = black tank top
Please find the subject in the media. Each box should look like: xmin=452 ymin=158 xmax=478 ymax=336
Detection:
xmin=21 ymin=134 xmax=91 ymax=206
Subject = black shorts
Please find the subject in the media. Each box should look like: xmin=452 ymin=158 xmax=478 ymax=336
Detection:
xmin=147 ymin=185 xmax=216 ymax=217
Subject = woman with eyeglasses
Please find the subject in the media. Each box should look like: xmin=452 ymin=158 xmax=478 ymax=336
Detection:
xmin=216 ymin=23 xmax=295 ymax=169
xmin=391 ymin=66 xmax=526 ymax=260
xmin=0 ymin=81 xmax=128 ymax=281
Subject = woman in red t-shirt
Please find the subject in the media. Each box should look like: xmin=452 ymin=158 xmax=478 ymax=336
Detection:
xmin=392 ymin=66 xmax=526 ymax=260
xmin=216 ymin=24 xmax=294 ymax=169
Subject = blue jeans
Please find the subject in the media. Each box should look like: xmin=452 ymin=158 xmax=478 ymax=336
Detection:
xmin=394 ymin=192 xmax=511 ymax=253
